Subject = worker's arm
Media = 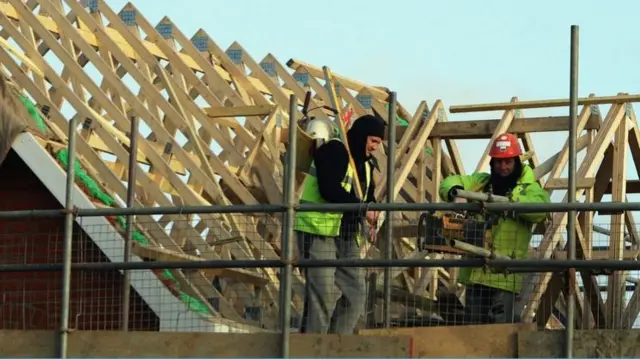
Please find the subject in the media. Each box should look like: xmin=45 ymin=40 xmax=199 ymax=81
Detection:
xmin=439 ymin=172 xmax=490 ymax=202
xmin=314 ymin=140 xmax=361 ymax=205
xmin=511 ymin=182 xmax=550 ymax=223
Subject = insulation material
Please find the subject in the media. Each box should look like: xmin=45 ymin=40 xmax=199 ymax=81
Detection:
xmin=0 ymin=76 xmax=30 ymax=165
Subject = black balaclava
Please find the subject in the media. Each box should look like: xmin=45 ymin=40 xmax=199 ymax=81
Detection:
xmin=346 ymin=114 xmax=386 ymax=163
xmin=489 ymin=156 xmax=522 ymax=197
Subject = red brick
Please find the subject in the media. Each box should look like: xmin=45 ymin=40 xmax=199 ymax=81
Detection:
xmin=0 ymin=149 xmax=159 ymax=331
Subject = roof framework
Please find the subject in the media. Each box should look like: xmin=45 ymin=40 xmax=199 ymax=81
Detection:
xmin=0 ymin=0 xmax=638 ymax=331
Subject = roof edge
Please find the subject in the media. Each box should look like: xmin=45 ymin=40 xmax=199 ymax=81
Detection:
xmin=11 ymin=132 xmax=244 ymax=333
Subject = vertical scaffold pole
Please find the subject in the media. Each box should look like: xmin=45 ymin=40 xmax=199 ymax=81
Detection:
xmin=121 ymin=114 xmax=139 ymax=331
xmin=58 ymin=116 xmax=78 ymax=359
xmin=280 ymin=95 xmax=297 ymax=358
xmin=565 ymin=24 xmax=580 ymax=359
xmin=383 ymin=91 xmax=397 ymax=328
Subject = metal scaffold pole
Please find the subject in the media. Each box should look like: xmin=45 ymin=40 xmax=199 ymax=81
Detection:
xmin=565 ymin=24 xmax=580 ymax=359
xmin=383 ymin=91 xmax=397 ymax=328
xmin=121 ymin=114 xmax=139 ymax=331
xmin=1 ymin=200 xmax=640 ymax=219
xmin=279 ymin=94 xmax=297 ymax=358
xmin=3 ymin=257 xmax=640 ymax=273
xmin=58 ymin=117 xmax=78 ymax=359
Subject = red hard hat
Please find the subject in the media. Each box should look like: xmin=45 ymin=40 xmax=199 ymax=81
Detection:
xmin=489 ymin=133 xmax=522 ymax=158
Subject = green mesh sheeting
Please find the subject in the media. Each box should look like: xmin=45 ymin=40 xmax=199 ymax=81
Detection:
xmin=19 ymin=95 xmax=47 ymax=133
xmin=180 ymin=292 xmax=213 ymax=315
xmin=53 ymin=148 xmax=213 ymax=317
xmin=55 ymin=149 xmax=115 ymax=206
xmin=385 ymin=103 xmax=433 ymax=156
xmin=162 ymin=269 xmax=176 ymax=281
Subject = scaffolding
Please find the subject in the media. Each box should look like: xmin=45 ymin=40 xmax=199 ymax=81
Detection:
xmin=0 ymin=1 xmax=638 ymax=358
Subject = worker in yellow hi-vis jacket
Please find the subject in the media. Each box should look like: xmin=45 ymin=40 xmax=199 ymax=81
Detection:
xmin=294 ymin=114 xmax=386 ymax=334
xmin=439 ymin=133 xmax=550 ymax=324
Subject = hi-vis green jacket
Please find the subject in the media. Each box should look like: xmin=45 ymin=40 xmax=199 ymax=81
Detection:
xmin=438 ymin=165 xmax=550 ymax=293
xmin=294 ymin=140 xmax=372 ymax=240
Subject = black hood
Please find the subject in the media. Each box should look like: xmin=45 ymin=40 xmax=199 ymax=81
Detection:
xmin=489 ymin=156 xmax=522 ymax=196
xmin=347 ymin=114 xmax=386 ymax=162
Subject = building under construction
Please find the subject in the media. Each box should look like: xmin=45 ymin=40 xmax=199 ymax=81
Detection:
xmin=0 ymin=0 xmax=638 ymax=357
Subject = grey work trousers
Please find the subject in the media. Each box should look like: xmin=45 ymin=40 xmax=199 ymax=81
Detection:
xmin=464 ymin=284 xmax=521 ymax=324
xmin=296 ymin=231 xmax=367 ymax=334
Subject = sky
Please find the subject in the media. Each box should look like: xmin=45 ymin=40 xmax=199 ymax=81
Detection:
xmin=92 ymin=0 xmax=640 ymax=326
xmin=98 ymin=0 xmax=640 ymax=183
xmin=11 ymin=0 xmax=638 ymax=326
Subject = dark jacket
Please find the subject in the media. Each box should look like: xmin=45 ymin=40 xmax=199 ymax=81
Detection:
xmin=313 ymin=114 xmax=386 ymax=237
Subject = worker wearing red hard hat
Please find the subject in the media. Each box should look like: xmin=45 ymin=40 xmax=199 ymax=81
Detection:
xmin=487 ymin=133 xmax=524 ymax=188
xmin=439 ymin=133 xmax=551 ymax=325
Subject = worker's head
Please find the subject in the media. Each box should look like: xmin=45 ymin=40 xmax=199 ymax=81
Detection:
xmin=489 ymin=133 xmax=522 ymax=178
xmin=347 ymin=114 xmax=386 ymax=160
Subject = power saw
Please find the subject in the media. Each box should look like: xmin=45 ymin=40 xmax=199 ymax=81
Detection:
xmin=416 ymin=189 xmax=513 ymax=260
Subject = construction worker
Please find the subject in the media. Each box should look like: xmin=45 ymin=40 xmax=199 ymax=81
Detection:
xmin=295 ymin=114 xmax=386 ymax=334
xmin=438 ymin=133 xmax=550 ymax=325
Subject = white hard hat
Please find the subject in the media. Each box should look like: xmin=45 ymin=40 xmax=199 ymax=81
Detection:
xmin=305 ymin=117 xmax=333 ymax=142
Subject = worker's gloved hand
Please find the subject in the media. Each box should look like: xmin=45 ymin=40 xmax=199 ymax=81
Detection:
xmin=368 ymin=225 xmax=378 ymax=244
xmin=504 ymin=192 xmax=517 ymax=218
xmin=448 ymin=186 xmax=464 ymax=202
xmin=366 ymin=210 xmax=379 ymax=226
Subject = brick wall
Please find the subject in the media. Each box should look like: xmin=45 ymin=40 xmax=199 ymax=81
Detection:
xmin=0 ymin=149 xmax=159 ymax=331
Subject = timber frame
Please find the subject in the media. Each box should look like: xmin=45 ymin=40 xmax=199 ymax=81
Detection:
xmin=0 ymin=0 xmax=637 ymax=331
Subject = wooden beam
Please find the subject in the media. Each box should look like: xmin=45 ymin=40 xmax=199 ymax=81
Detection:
xmin=544 ymin=177 xmax=596 ymax=190
xmin=85 ymin=134 xmax=188 ymax=175
xmin=605 ymin=180 xmax=640 ymax=194
xmin=286 ymin=58 xmax=389 ymax=100
xmin=131 ymin=242 xmax=269 ymax=286
xmin=204 ymin=105 xmax=274 ymax=118
xmin=450 ymin=94 xmax=640 ymax=113
xmin=412 ymin=114 xmax=601 ymax=140
xmin=606 ymin=113 xmax=628 ymax=329
xmin=376 ymin=101 xmax=441 ymax=201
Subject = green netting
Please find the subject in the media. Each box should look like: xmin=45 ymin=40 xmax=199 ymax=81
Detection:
xmin=180 ymin=292 xmax=213 ymax=315
xmin=386 ymin=103 xmax=433 ymax=156
xmin=19 ymin=95 xmax=47 ymax=133
xmin=394 ymin=109 xmax=409 ymax=126
xmin=53 ymin=148 xmax=213 ymax=317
